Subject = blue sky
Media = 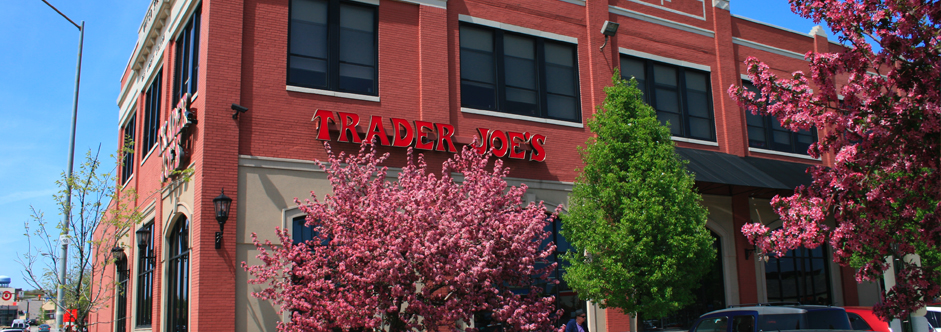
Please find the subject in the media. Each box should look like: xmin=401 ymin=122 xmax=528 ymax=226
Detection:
xmin=0 ymin=0 xmax=835 ymax=289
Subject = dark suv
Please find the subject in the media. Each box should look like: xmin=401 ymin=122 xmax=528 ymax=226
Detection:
xmin=689 ymin=305 xmax=853 ymax=332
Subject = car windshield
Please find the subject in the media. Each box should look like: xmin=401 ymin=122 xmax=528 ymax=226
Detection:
xmin=758 ymin=314 xmax=803 ymax=331
xmin=848 ymin=313 xmax=873 ymax=331
xmin=806 ymin=310 xmax=852 ymax=330
xmin=927 ymin=311 xmax=940 ymax=329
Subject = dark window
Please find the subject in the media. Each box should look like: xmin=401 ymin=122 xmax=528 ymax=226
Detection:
xmin=764 ymin=246 xmax=831 ymax=305
xmin=167 ymin=216 xmax=190 ymax=332
xmin=115 ymin=258 xmax=128 ymax=332
xmin=288 ymin=0 xmax=378 ymax=96
xmin=121 ymin=114 xmax=136 ymax=185
xmin=757 ymin=314 xmax=803 ymax=331
xmin=655 ymin=232 xmax=727 ymax=330
xmin=695 ymin=317 xmax=729 ymax=332
xmin=135 ymin=223 xmax=154 ymax=327
xmin=174 ymin=6 xmax=201 ymax=104
xmin=743 ymin=81 xmax=817 ymax=154
xmin=538 ymin=215 xmax=572 ymax=293
xmin=142 ymin=71 xmax=162 ymax=155
xmin=620 ymin=56 xmax=715 ymax=141
xmin=805 ymin=310 xmax=851 ymax=330
xmin=732 ymin=315 xmax=755 ymax=332
xmin=848 ymin=313 xmax=873 ymax=331
xmin=292 ymin=216 xmax=329 ymax=246
xmin=460 ymin=24 xmax=581 ymax=122
xmin=474 ymin=215 xmax=584 ymax=330
xmin=539 ymin=215 xmax=585 ymax=326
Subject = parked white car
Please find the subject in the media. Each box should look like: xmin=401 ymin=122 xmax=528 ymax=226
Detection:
xmin=925 ymin=306 xmax=940 ymax=332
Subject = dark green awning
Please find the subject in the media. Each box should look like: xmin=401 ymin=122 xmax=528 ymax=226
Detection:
xmin=675 ymin=147 xmax=814 ymax=190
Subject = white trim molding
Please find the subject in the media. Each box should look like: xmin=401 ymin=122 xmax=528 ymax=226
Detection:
xmin=624 ymin=0 xmax=706 ymax=21
xmin=556 ymin=0 xmax=585 ymax=6
xmin=809 ymin=25 xmax=827 ymax=37
xmin=239 ymin=155 xmax=325 ymax=173
xmin=282 ymin=206 xmax=308 ymax=234
xmin=458 ymin=14 xmax=578 ymax=44
xmin=740 ymin=73 xmax=752 ymax=81
xmin=732 ymin=37 xmax=807 ymax=61
xmin=620 ymin=48 xmax=712 ymax=72
xmin=119 ymin=95 xmax=139 ymax=128
xmin=712 ymin=0 xmax=729 ymax=10
xmin=704 ymin=218 xmax=740 ymax=307
xmin=731 ymin=14 xmax=808 ymax=38
xmin=748 ymin=147 xmax=822 ymax=161
xmin=239 ymin=155 xmax=577 ymax=192
xmin=671 ymin=136 xmax=719 ymax=147
xmin=609 ymin=6 xmax=715 ymax=38
xmin=286 ymin=85 xmax=380 ymax=102
xmin=460 ymin=107 xmax=584 ymax=128
xmin=392 ymin=0 xmax=446 ymax=8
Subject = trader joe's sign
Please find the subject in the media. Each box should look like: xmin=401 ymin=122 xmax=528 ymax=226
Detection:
xmin=159 ymin=93 xmax=196 ymax=180
xmin=312 ymin=110 xmax=547 ymax=162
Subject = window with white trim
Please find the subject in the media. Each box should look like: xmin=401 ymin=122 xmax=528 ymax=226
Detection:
xmin=142 ymin=70 xmax=162 ymax=155
xmin=114 ymin=255 xmax=128 ymax=332
xmin=460 ymin=23 xmax=581 ymax=122
xmin=620 ymin=55 xmax=715 ymax=141
xmin=288 ymin=0 xmax=378 ymax=96
xmin=174 ymin=5 xmax=201 ymax=104
xmin=743 ymin=81 xmax=816 ymax=154
xmin=121 ymin=114 xmax=136 ymax=185
xmin=166 ymin=216 xmax=190 ymax=332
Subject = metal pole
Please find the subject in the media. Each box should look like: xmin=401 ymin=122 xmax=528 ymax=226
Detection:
xmin=48 ymin=8 xmax=83 ymax=329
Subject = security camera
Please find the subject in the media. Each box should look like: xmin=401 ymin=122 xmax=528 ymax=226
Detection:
xmin=231 ymin=103 xmax=249 ymax=119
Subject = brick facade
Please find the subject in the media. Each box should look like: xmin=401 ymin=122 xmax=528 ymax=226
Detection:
xmin=92 ymin=0 xmax=873 ymax=331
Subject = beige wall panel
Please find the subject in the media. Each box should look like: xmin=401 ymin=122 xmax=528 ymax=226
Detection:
xmin=702 ymin=194 xmax=740 ymax=306
xmin=237 ymin=163 xmax=332 ymax=244
xmin=237 ymin=243 xmax=282 ymax=332
xmin=161 ymin=179 xmax=196 ymax=236
xmin=857 ymin=280 xmax=882 ymax=306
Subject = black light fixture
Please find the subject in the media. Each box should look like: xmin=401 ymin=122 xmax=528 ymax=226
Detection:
xmin=111 ymin=247 xmax=128 ymax=275
xmin=600 ymin=20 xmax=619 ymax=51
xmin=213 ymin=188 xmax=233 ymax=249
xmin=231 ymin=103 xmax=249 ymax=120
xmin=744 ymin=247 xmax=757 ymax=260
xmin=136 ymin=227 xmax=150 ymax=251
xmin=136 ymin=227 xmax=156 ymax=264
xmin=111 ymin=247 xmax=126 ymax=262
xmin=744 ymin=247 xmax=770 ymax=262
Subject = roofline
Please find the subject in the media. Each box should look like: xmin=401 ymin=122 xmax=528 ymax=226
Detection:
xmin=730 ymin=14 xmax=842 ymax=44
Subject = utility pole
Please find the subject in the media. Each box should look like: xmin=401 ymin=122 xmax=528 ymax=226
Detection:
xmin=39 ymin=1 xmax=84 ymax=331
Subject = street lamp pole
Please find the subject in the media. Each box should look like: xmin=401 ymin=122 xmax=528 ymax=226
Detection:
xmin=40 ymin=1 xmax=83 ymax=331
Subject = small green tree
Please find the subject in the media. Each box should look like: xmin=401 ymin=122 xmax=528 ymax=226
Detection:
xmin=18 ymin=143 xmax=144 ymax=332
xmin=562 ymin=73 xmax=715 ymax=321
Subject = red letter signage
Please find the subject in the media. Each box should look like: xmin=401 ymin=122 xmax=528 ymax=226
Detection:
xmin=311 ymin=111 xmax=548 ymax=162
xmin=159 ymin=93 xmax=196 ymax=181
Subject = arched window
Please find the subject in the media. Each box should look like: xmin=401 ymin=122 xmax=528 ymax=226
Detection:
xmin=135 ymin=223 xmax=154 ymax=327
xmin=765 ymin=246 xmax=831 ymax=304
xmin=649 ymin=231 xmax=725 ymax=330
xmin=166 ymin=216 xmax=190 ymax=332
xmin=115 ymin=256 xmax=128 ymax=332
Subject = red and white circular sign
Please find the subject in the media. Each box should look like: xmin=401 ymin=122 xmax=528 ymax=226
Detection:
xmin=1 ymin=291 xmax=12 ymax=301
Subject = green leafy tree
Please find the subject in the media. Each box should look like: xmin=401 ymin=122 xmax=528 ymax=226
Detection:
xmin=18 ymin=143 xmax=145 ymax=331
xmin=562 ymin=73 xmax=715 ymax=321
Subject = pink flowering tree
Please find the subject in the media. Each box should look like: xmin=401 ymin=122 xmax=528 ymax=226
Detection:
xmin=243 ymin=143 xmax=562 ymax=332
xmin=728 ymin=0 xmax=941 ymax=320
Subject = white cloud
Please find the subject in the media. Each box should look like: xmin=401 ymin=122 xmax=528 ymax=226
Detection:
xmin=0 ymin=189 xmax=57 ymax=205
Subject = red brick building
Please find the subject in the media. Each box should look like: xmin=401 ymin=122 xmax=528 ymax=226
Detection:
xmin=92 ymin=0 xmax=882 ymax=331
